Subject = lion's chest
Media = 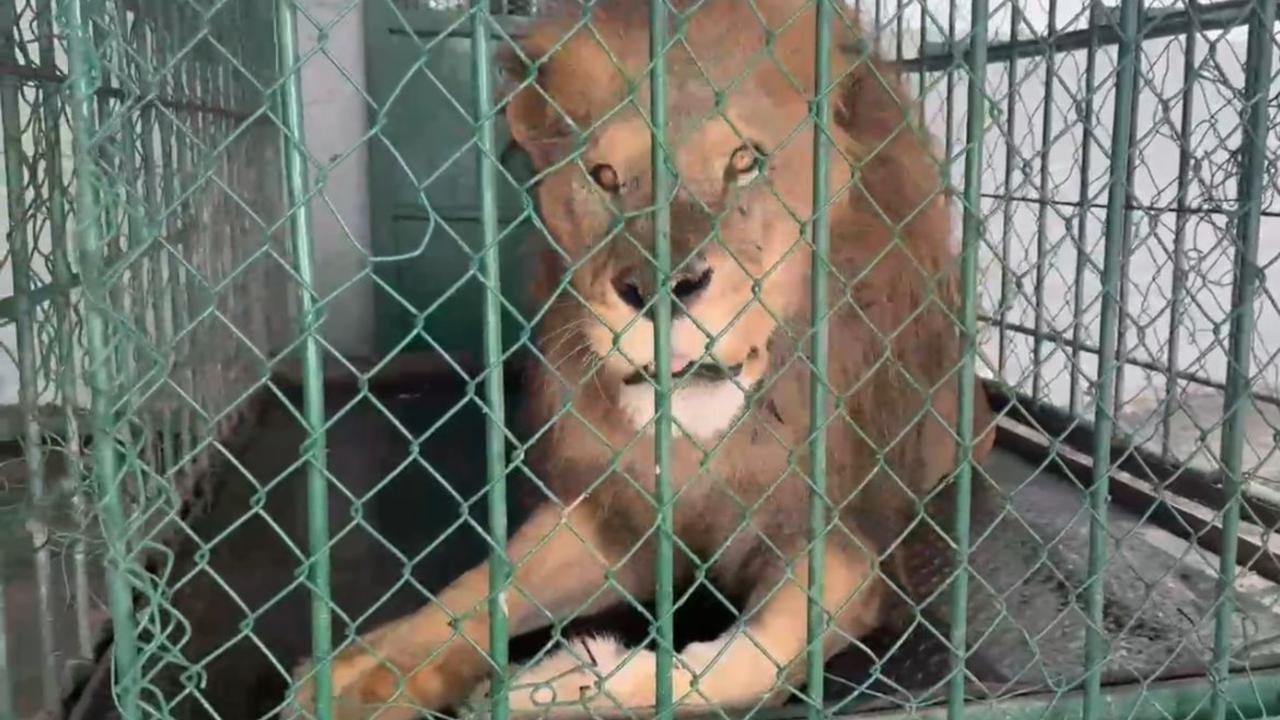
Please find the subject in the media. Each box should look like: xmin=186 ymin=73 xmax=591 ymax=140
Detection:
xmin=615 ymin=381 xmax=749 ymax=441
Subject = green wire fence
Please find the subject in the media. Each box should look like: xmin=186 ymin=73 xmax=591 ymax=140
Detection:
xmin=0 ymin=0 xmax=1277 ymax=719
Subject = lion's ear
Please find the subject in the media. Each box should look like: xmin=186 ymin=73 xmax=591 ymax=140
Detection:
xmin=497 ymin=41 xmax=563 ymax=169
xmin=834 ymin=53 xmax=918 ymax=148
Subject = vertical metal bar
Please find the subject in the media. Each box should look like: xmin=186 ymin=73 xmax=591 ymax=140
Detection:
xmin=0 ymin=553 xmax=13 ymax=718
xmin=61 ymin=0 xmax=142 ymax=717
xmin=187 ymin=60 xmax=208 ymax=449
xmin=1162 ymin=24 xmax=1197 ymax=457
xmin=173 ymin=2 xmax=195 ymax=467
xmin=471 ymin=2 xmax=510 ymax=718
xmin=0 ymin=0 xmax=60 ymax=710
xmin=114 ymin=0 xmax=147 ymax=500
xmin=649 ymin=0 xmax=675 ymax=716
xmin=995 ymin=2 xmax=1019 ymax=379
xmin=275 ymin=2 xmax=333 ymax=719
xmin=948 ymin=0 xmax=989 ymax=714
xmin=1112 ymin=37 xmax=1143 ymax=424
xmin=1209 ymin=0 xmax=1273 ymax=714
xmin=136 ymin=16 xmax=169 ymax=473
xmin=157 ymin=4 xmax=181 ymax=476
xmin=806 ymin=1 xmax=833 ymax=717
xmin=1068 ymin=26 xmax=1098 ymax=418
xmin=944 ymin=0 xmax=956 ymax=166
xmin=1082 ymin=0 xmax=1140 ymax=713
xmin=916 ymin=0 xmax=927 ymax=98
xmin=1030 ymin=0 xmax=1057 ymax=403
xmin=894 ymin=0 xmax=903 ymax=62
xmin=36 ymin=0 xmax=92 ymax=660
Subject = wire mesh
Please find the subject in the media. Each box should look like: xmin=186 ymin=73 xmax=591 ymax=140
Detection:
xmin=0 ymin=0 xmax=1277 ymax=719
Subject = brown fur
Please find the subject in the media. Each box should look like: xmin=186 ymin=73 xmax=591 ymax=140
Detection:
xmin=289 ymin=2 xmax=996 ymax=717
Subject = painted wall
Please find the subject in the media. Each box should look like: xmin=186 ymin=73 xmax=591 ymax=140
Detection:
xmin=297 ymin=0 xmax=376 ymax=360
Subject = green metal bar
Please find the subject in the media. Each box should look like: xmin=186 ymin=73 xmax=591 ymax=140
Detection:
xmin=649 ymin=0 xmax=675 ymax=716
xmin=901 ymin=0 xmax=1259 ymax=72
xmin=947 ymin=0 xmax=993 ymax=712
xmin=1082 ymin=0 xmax=1140 ymax=713
xmin=60 ymin=0 xmax=142 ymax=717
xmin=156 ymin=5 xmax=182 ymax=477
xmin=1162 ymin=23 xmax=1197 ymax=457
xmin=133 ymin=15 xmax=168 ymax=472
xmin=916 ymin=2 xmax=927 ymax=98
xmin=1067 ymin=25 xmax=1098 ymax=418
xmin=187 ymin=60 xmax=210 ymax=446
xmin=0 ymin=0 xmax=59 ymax=710
xmin=943 ymin=1 xmax=957 ymax=183
xmin=948 ymin=0 xmax=989 ymax=714
xmin=275 ymin=2 xmax=334 ymax=719
xmin=1209 ymin=0 xmax=1274 ymax=714
xmin=1111 ymin=36 xmax=1143 ymax=425
xmin=0 ymin=552 xmax=13 ymax=718
xmin=113 ymin=0 xmax=148 ymax=504
xmin=167 ymin=1 xmax=195 ymax=469
xmin=806 ymin=1 xmax=833 ymax=717
xmin=471 ymin=2 xmax=510 ymax=718
xmin=35 ymin=0 xmax=81 ymax=487
xmin=1030 ymin=0 xmax=1057 ymax=403
xmin=862 ymin=669 xmax=1280 ymax=720
xmin=995 ymin=3 xmax=1019 ymax=377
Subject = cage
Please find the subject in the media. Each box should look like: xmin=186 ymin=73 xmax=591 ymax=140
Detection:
xmin=1 ymin=0 xmax=1278 ymax=719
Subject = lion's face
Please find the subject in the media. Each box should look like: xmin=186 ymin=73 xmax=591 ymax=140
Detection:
xmin=504 ymin=0 xmax=859 ymax=436
xmin=542 ymin=107 xmax=832 ymax=387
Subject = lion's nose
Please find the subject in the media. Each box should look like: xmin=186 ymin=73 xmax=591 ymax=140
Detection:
xmin=612 ymin=264 xmax=713 ymax=316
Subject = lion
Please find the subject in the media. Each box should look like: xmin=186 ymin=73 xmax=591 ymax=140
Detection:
xmin=290 ymin=1 xmax=996 ymax=717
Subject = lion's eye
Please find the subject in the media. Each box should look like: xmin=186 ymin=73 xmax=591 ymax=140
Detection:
xmin=728 ymin=144 xmax=763 ymax=185
xmin=590 ymin=163 xmax=620 ymax=192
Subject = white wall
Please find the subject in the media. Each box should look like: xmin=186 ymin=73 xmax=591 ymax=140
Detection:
xmin=296 ymin=0 xmax=376 ymax=360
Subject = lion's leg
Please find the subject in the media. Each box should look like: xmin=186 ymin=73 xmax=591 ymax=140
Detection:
xmin=505 ymin=539 xmax=883 ymax=716
xmin=289 ymin=501 xmax=645 ymax=720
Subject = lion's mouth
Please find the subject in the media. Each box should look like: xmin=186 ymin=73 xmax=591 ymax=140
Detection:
xmin=621 ymin=360 xmax=744 ymax=386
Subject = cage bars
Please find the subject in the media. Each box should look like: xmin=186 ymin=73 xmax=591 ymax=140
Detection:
xmin=16 ymin=0 xmax=1280 ymax=718
xmin=1162 ymin=21 xmax=1197 ymax=458
xmin=1111 ymin=33 xmax=1142 ymax=426
xmin=273 ymin=2 xmax=334 ymax=719
xmin=1208 ymin=0 xmax=1275 ymax=714
xmin=0 ymin=0 xmax=62 ymax=712
xmin=470 ymin=2 xmax=512 ymax=718
xmin=1082 ymin=0 xmax=1140 ymax=713
xmin=949 ymin=0 xmax=991 ymax=715
xmin=649 ymin=1 xmax=676 ymax=715
xmin=995 ymin=4 xmax=1018 ymax=378
xmin=60 ymin=0 xmax=143 ymax=717
xmin=1068 ymin=23 xmax=1098 ymax=418
xmin=806 ymin=1 xmax=833 ymax=716
xmin=1030 ymin=0 xmax=1058 ymax=403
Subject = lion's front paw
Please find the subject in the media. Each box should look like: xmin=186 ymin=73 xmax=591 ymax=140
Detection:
xmin=284 ymin=645 xmax=419 ymax=720
xmin=285 ymin=622 xmax=458 ymax=720
xmin=500 ymin=635 xmax=673 ymax=718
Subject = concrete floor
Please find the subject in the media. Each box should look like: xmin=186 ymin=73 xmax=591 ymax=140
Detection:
xmin=51 ymin=379 xmax=1280 ymax=719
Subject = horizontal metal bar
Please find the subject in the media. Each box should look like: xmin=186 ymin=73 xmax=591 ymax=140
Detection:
xmin=901 ymin=0 xmax=1268 ymax=71
xmin=978 ymin=191 xmax=1280 ymax=219
xmin=984 ymin=381 xmax=1280 ymax=531
xmin=979 ymin=315 xmax=1280 ymax=409
xmin=995 ymin=416 xmax=1280 ymax=586
xmin=0 ymin=61 xmax=253 ymax=120
xmin=0 ymin=275 xmax=80 ymax=324
xmin=853 ymin=665 xmax=1280 ymax=719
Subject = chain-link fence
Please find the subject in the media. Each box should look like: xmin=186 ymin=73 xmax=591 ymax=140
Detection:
xmin=0 ymin=0 xmax=1278 ymax=718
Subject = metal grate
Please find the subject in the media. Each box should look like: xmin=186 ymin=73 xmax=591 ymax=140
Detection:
xmin=0 ymin=0 xmax=1277 ymax=719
